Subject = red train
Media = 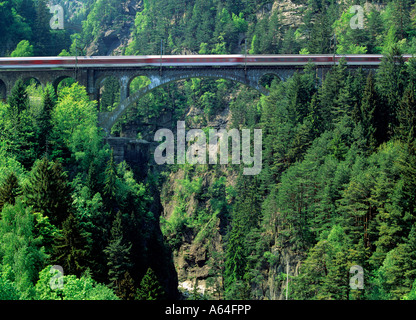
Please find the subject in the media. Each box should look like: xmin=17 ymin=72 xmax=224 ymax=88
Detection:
xmin=0 ymin=54 xmax=413 ymax=69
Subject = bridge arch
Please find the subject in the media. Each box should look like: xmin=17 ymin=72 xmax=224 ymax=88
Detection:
xmin=53 ymin=75 xmax=76 ymax=93
xmin=259 ymin=72 xmax=282 ymax=88
xmin=22 ymin=76 xmax=42 ymax=88
xmin=0 ymin=79 xmax=6 ymax=102
xmin=98 ymin=68 xmax=276 ymax=134
xmin=96 ymin=75 xmax=122 ymax=112
xmin=128 ymin=75 xmax=152 ymax=96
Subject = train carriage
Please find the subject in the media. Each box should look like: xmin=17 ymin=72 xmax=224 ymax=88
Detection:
xmin=0 ymin=54 xmax=413 ymax=69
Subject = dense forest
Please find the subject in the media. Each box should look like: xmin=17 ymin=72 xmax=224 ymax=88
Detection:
xmin=1 ymin=0 xmax=416 ymax=301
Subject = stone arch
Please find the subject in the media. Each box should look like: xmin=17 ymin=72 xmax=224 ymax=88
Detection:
xmin=98 ymin=69 xmax=270 ymax=134
xmin=53 ymin=75 xmax=77 ymax=93
xmin=22 ymin=76 xmax=42 ymax=88
xmin=95 ymin=75 xmax=122 ymax=112
xmin=259 ymin=72 xmax=282 ymax=88
xmin=21 ymin=77 xmax=43 ymax=106
xmin=128 ymin=74 xmax=152 ymax=97
xmin=0 ymin=79 xmax=6 ymax=102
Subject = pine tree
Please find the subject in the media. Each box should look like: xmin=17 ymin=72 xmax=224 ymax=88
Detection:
xmin=104 ymin=211 xmax=132 ymax=296
xmin=100 ymin=77 xmax=120 ymax=112
xmin=118 ymin=271 xmax=136 ymax=300
xmin=0 ymin=172 xmax=21 ymax=212
xmin=52 ymin=214 xmax=90 ymax=277
xmin=8 ymin=79 xmax=28 ymax=115
xmin=224 ymin=175 xmax=261 ymax=299
xmin=318 ymin=59 xmax=348 ymax=128
xmin=397 ymin=82 xmax=416 ymax=142
xmin=307 ymin=12 xmax=332 ymax=54
xmin=391 ymin=0 xmax=411 ymax=40
xmin=376 ymin=46 xmax=407 ymax=136
xmin=34 ymin=0 xmax=51 ymax=56
xmin=24 ymin=157 xmax=73 ymax=226
xmin=136 ymin=268 xmax=165 ymax=300
xmin=37 ymin=85 xmax=56 ymax=157
xmin=360 ymin=72 xmax=380 ymax=152
xmin=86 ymin=161 xmax=101 ymax=198
xmin=103 ymin=149 xmax=119 ymax=214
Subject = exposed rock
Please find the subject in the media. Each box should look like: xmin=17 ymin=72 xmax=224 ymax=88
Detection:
xmin=85 ymin=0 xmax=143 ymax=56
xmin=272 ymin=0 xmax=305 ymax=27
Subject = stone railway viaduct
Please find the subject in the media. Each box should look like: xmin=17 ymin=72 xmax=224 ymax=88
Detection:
xmin=0 ymin=64 xmax=305 ymax=132
xmin=0 ymin=58 xmax=377 ymax=163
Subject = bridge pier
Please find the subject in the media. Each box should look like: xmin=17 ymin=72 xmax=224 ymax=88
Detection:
xmin=104 ymin=136 xmax=151 ymax=164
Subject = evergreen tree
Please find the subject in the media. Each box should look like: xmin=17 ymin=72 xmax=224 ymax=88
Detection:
xmin=397 ymin=81 xmax=416 ymax=142
xmin=104 ymin=211 xmax=132 ymax=296
xmin=52 ymin=214 xmax=90 ymax=277
xmin=0 ymin=172 xmax=21 ymax=212
xmin=376 ymin=46 xmax=407 ymax=136
xmin=103 ymin=149 xmax=119 ymax=214
xmin=86 ymin=161 xmax=102 ymax=198
xmin=34 ymin=0 xmax=52 ymax=55
xmin=360 ymin=72 xmax=380 ymax=152
xmin=307 ymin=12 xmax=332 ymax=54
xmin=24 ymin=157 xmax=73 ymax=226
xmin=100 ymin=77 xmax=120 ymax=112
xmin=8 ymin=79 xmax=28 ymax=115
xmin=390 ymin=0 xmax=411 ymax=41
xmin=224 ymin=175 xmax=261 ymax=299
xmin=314 ymin=59 xmax=349 ymax=129
xmin=136 ymin=267 xmax=165 ymax=300
xmin=118 ymin=271 xmax=136 ymax=300
xmin=37 ymin=85 xmax=56 ymax=157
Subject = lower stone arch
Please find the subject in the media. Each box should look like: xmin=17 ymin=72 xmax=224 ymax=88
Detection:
xmin=0 ymin=79 xmax=6 ymax=102
xmin=259 ymin=72 xmax=282 ymax=88
xmin=53 ymin=75 xmax=77 ymax=93
xmin=22 ymin=76 xmax=42 ymax=88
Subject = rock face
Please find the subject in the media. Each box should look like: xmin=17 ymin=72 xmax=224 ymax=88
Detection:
xmin=105 ymin=0 xmax=310 ymax=299
xmin=161 ymin=168 xmax=228 ymax=299
xmin=272 ymin=0 xmax=305 ymax=27
xmin=86 ymin=0 xmax=142 ymax=56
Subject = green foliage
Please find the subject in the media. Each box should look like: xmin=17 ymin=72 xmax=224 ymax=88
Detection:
xmin=104 ymin=212 xmax=133 ymax=296
xmin=0 ymin=172 xmax=21 ymax=211
xmin=0 ymin=199 xmax=48 ymax=299
xmin=50 ymin=83 xmax=103 ymax=169
xmin=10 ymin=40 xmax=34 ymax=57
xmin=2 ymin=0 xmax=416 ymax=302
xmin=0 ymin=265 xmax=21 ymax=300
xmin=35 ymin=265 xmax=119 ymax=300
xmin=52 ymin=214 xmax=90 ymax=277
xmin=24 ymin=157 xmax=73 ymax=227
xmin=136 ymin=267 xmax=165 ymax=300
